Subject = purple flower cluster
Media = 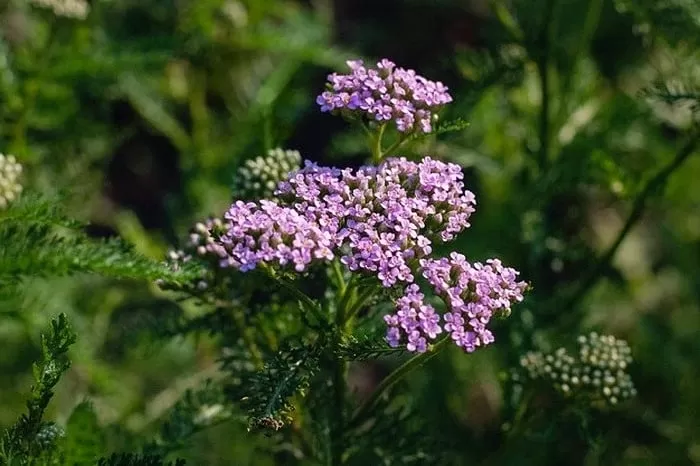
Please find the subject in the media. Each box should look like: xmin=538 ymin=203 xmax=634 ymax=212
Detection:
xmin=316 ymin=59 xmax=452 ymax=134
xmin=383 ymin=254 xmax=526 ymax=354
xmin=218 ymin=157 xmax=475 ymax=284
xmin=384 ymin=284 xmax=442 ymax=352
xmin=422 ymin=254 xmax=525 ymax=352
xmin=380 ymin=253 xmax=527 ymax=353
xmin=216 ymin=157 xmax=527 ymax=353
xmin=219 ymin=200 xmax=335 ymax=271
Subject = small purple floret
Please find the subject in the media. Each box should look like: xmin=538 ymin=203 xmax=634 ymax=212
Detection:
xmin=316 ymin=59 xmax=452 ymax=134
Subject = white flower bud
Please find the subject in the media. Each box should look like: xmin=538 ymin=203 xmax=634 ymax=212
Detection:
xmin=232 ymin=148 xmax=302 ymax=200
xmin=0 ymin=154 xmax=23 ymax=210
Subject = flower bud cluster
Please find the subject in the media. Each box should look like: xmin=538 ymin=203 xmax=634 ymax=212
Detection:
xmin=165 ymin=217 xmax=227 ymax=290
xmin=514 ymin=332 xmax=636 ymax=406
xmin=216 ymin=156 xmax=527 ymax=353
xmin=30 ymin=0 xmax=89 ymax=19
xmin=0 ymin=153 xmax=22 ymax=210
xmin=317 ymin=59 xmax=452 ymax=134
xmin=232 ymin=148 xmax=302 ymax=200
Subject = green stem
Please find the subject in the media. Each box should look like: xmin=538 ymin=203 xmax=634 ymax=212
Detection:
xmin=263 ymin=265 xmax=326 ymax=323
xmin=331 ymin=349 xmax=347 ymax=465
xmin=336 ymin=274 xmax=356 ymax=323
xmin=381 ymin=135 xmax=409 ymax=159
xmin=348 ymin=336 xmax=450 ymax=429
xmin=343 ymin=286 xmax=376 ymax=324
xmin=371 ymin=124 xmax=387 ymax=163
xmin=555 ymin=0 xmax=603 ymax=128
xmin=330 ymin=274 xmax=353 ymax=465
xmin=536 ymin=0 xmax=558 ymax=171
xmin=332 ymin=259 xmax=347 ymax=296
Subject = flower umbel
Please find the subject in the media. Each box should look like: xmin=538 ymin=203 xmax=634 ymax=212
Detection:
xmin=513 ymin=332 xmax=636 ymax=406
xmin=316 ymin=59 xmax=452 ymax=134
xmin=217 ymin=156 xmax=527 ymax=353
xmin=417 ymin=254 xmax=526 ymax=352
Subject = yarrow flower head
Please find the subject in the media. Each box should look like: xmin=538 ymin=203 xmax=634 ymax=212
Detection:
xmin=0 ymin=153 xmax=22 ymax=210
xmin=220 ymin=157 xmax=476 ymax=282
xmin=215 ymin=156 xmax=528 ymax=354
xmin=232 ymin=148 xmax=302 ymax=200
xmin=513 ymin=332 xmax=636 ymax=407
xmin=395 ymin=254 xmax=527 ymax=353
xmin=316 ymin=59 xmax=452 ymax=134
xmin=219 ymin=200 xmax=336 ymax=272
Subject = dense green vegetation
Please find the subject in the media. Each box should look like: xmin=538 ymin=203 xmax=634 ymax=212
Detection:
xmin=1 ymin=0 xmax=699 ymax=464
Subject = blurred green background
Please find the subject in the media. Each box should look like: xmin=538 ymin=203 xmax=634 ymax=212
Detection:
xmin=1 ymin=0 xmax=699 ymax=464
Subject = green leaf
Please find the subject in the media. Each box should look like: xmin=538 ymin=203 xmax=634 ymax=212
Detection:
xmin=0 ymin=193 xmax=81 ymax=229
xmin=61 ymin=402 xmax=106 ymax=466
xmin=118 ymin=74 xmax=191 ymax=151
xmin=240 ymin=342 xmax=322 ymax=432
xmin=337 ymin=334 xmax=405 ymax=361
xmin=0 ymin=222 xmax=203 ymax=286
xmin=433 ymin=118 xmax=471 ymax=136
xmin=0 ymin=314 xmax=76 ymax=463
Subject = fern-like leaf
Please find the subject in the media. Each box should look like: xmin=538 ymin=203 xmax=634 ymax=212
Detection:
xmin=337 ymin=334 xmax=405 ymax=361
xmin=0 ymin=313 xmax=76 ymax=464
xmin=146 ymin=380 xmax=233 ymax=456
xmin=237 ymin=342 xmax=322 ymax=432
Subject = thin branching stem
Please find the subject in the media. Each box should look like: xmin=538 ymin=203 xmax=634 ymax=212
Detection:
xmin=332 ymin=259 xmax=347 ymax=297
xmin=343 ymin=286 xmax=377 ymax=324
xmin=381 ymin=135 xmax=410 ymax=159
xmin=348 ymin=336 xmax=450 ymax=430
xmin=536 ymin=0 xmax=559 ymax=171
xmin=372 ymin=123 xmax=387 ymax=163
xmin=553 ymin=131 xmax=699 ymax=317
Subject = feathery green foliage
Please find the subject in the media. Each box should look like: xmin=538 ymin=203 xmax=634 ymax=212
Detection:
xmin=0 ymin=195 xmax=203 ymax=286
xmin=0 ymin=314 xmax=76 ymax=465
xmin=147 ymin=381 xmax=233 ymax=456
xmin=96 ymin=454 xmax=186 ymax=466
xmin=240 ymin=342 xmax=322 ymax=432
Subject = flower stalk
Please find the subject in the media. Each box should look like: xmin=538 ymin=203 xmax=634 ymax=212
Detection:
xmin=348 ymin=336 xmax=450 ymax=430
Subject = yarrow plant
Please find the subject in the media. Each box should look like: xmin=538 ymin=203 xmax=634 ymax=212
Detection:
xmin=159 ymin=57 xmax=530 ymax=464
xmin=213 ymin=156 xmax=527 ymax=353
